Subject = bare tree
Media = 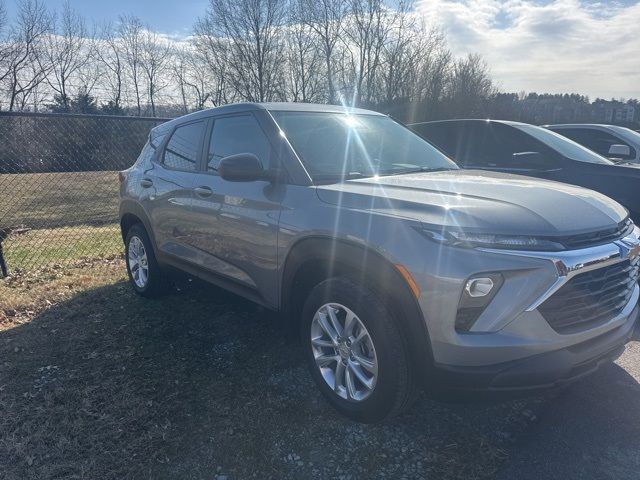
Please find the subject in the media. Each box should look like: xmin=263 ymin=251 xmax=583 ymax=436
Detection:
xmin=40 ymin=1 xmax=89 ymax=110
xmin=342 ymin=0 xmax=392 ymax=105
xmin=173 ymin=45 xmax=212 ymax=112
xmin=118 ymin=15 xmax=144 ymax=115
xmin=139 ymin=28 xmax=170 ymax=116
xmin=296 ymin=0 xmax=347 ymax=104
xmin=445 ymin=53 xmax=494 ymax=117
xmin=94 ymin=21 xmax=125 ymax=110
xmin=192 ymin=20 xmax=233 ymax=106
xmin=197 ymin=0 xmax=287 ymax=102
xmin=3 ymin=0 xmax=52 ymax=111
xmin=285 ymin=9 xmax=323 ymax=103
xmin=409 ymin=26 xmax=452 ymax=119
xmin=0 ymin=0 xmax=498 ymax=118
xmin=0 ymin=1 xmax=12 ymax=109
xmin=378 ymin=0 xmax=419 ymax=104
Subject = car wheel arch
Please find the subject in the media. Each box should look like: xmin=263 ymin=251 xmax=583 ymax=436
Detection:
xmin=119 ymin=201 xmax=158 ymax=252
xmin=280 ymin=236 xmax=434 ymax=378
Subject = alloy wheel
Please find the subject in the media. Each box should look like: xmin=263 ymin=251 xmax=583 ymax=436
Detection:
xmin=310 ymin=303 xmax=379 ymax=402
xmin=127 ymin=235 xmax=149 ymax=288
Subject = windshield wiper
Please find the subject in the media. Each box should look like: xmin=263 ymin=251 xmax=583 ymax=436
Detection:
xmin=312 ymin=171 xmax=375 ymax=183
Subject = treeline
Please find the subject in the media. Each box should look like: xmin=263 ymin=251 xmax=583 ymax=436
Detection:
xmin=0 ymin=0 xmax=637 ymax=128
xmin=482 ymin=93 xmax=639 ymax=129
xmin=0 ymin=0 xmax=493 ymax=119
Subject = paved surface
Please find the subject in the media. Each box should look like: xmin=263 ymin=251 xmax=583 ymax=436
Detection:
xmin=497 ymin=339 xmax=640 ymax=480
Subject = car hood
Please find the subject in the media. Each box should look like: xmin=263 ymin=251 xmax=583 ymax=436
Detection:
xmin=315 ymin=170 xmax=628 ymax=235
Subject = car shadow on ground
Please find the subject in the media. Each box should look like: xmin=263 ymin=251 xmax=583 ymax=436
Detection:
xmin=1 ymin=280 xmax=638 ymax=480
xmin=497 ymin=337 xmax=640 ymax=480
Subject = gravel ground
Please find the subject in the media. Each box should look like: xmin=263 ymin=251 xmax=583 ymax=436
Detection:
xmin=496 ymin=339 xmax=640 ymax=480
xmin=1 ymin=261 xmax=638 ymax=479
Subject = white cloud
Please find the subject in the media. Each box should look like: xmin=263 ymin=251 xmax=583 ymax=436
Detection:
xmin=416 ymin=0 xmax=640 ymax=99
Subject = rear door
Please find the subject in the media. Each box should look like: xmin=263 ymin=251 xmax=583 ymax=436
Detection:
xmin=141 ymin=120 xmax=205 ymax=259
xmin=186 ymin=112 xmax=283 ymax=306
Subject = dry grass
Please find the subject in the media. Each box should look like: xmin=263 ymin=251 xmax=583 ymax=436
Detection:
xmin=0 ymin=261 xmax=545 ymax=480
xmin=3 ymin=224 xmax=122 ymax=271
xmin=0 ymin=257 xmax=125 ymax=326
xmin=0 ymin=171 xmax=121 ymax=271
xmin=0 ymin=171 xmax=119 ymax=229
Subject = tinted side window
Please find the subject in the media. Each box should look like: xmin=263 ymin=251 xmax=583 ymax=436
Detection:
xmin=414 ymin=124 xmax=457 ymax=157
xmin=428 ymin=123 xmax=517 ymax=167
xmin=162 ymin=121 xmax=205 ymax=171
xmin=467 ymin=124 xmax=556 ymax=170
xmin=457 ymin=123 xmax=493 ymax=166
xmin=207 ymin=115 xmax=271 ymax=173
xmin=555 ymin=128 xmax=594 ymax=146
xmin=135 ymin=129 xmax=167 ymax=166
xmin=559 ymin=128 xmax=634 ymax=159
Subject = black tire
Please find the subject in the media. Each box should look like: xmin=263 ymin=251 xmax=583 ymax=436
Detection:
xmin=124 ymin=224 xmax=170 ymax=298
xmin=301 ymin=277 xmax=417 ymax=423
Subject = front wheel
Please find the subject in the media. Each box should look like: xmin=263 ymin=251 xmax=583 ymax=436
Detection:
xmin=302 ymin=277 xmax=417 ymax=422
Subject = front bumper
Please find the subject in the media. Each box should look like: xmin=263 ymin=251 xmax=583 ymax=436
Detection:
xmin=433 ymin=303 xmax=638 ymax=391
xmin=406 ymin=227 xmax=640 ymax=388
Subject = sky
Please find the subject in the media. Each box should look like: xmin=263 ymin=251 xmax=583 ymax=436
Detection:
xmin=416 ymin=0 xmax=640 ymax=100
xmin=5 ymin=0 xmax=208 ymax=37
xmin=4 ymin=0 xmax=640 ymax=100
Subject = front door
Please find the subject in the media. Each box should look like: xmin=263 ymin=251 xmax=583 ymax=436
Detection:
xmin=187 ymin=113 xmax=283 ymax=306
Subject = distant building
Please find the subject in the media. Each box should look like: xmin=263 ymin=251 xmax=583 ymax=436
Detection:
xmin=593 ymin=100 xmax=637 ymax=124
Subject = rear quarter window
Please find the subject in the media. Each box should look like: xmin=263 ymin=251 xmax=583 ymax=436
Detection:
xmin=134 ymin=129 xmax=167 ymax=166
xmin=162 ymin=121 xmax=205 ymax=171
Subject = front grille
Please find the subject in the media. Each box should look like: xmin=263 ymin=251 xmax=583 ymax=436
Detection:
xmin=538 ymin=256 xmax=640 ymax=334
xmin=557 ymin=218 xmax=633 ymax=250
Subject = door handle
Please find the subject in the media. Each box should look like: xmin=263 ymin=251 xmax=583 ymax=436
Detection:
xmin=140 ymin=178 xmax=153 ymax=188
xmin=194 ymin=186 xmax=213 ymax=198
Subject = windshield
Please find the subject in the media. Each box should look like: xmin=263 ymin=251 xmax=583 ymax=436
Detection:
xmin=515 ymin=124 xmax=614 ymax=164
xmin=270 ymin=111 xmax=457 ymax=182
xmin=608 ymin=125 xmax=640 ymax=145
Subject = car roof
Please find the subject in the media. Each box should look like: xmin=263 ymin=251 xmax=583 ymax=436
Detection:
xmin=156 ymin=102 xmax=385 ymax=131
xmin=408 ymin=119 xmax=530 ymax=128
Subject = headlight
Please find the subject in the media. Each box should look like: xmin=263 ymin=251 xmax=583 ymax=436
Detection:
xmin=421 ymin=228 xmax=564 ymax=251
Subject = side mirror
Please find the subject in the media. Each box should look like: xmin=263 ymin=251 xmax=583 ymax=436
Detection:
xmin=608 ymin=144 xmax=631 ymax=158
xmin=219 ymin=153 xmax=266 ymax=182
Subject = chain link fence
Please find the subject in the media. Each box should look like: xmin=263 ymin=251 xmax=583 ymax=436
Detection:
xmin=0 ymin=112 xmax=171 ymax=276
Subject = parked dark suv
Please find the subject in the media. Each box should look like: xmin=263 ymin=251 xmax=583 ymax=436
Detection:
xmin=120 ymin=104 xmax=640 ymax=422
xmin=410 ymin=119 xmax=640 ymax=223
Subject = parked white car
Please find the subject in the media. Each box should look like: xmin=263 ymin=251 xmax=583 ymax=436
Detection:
xmin=546 ymin=124 xmax=640 ymax=163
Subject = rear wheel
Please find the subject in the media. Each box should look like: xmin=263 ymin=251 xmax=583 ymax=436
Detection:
xmin=125 ymin=224 xmax=169 ymax=297
xmin=302 ymin=277 xmax=416 ymax=422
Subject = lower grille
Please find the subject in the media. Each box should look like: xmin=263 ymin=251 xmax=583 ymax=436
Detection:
xmin=538 ymin=256 xmax=640 ymax=334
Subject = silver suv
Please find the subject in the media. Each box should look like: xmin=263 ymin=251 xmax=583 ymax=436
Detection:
xmin=119 ymin=103 xmax=640 ymax=422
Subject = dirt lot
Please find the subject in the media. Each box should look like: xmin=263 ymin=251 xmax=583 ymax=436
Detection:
xmin=0 ymin=260 xmax=638 ymax=479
